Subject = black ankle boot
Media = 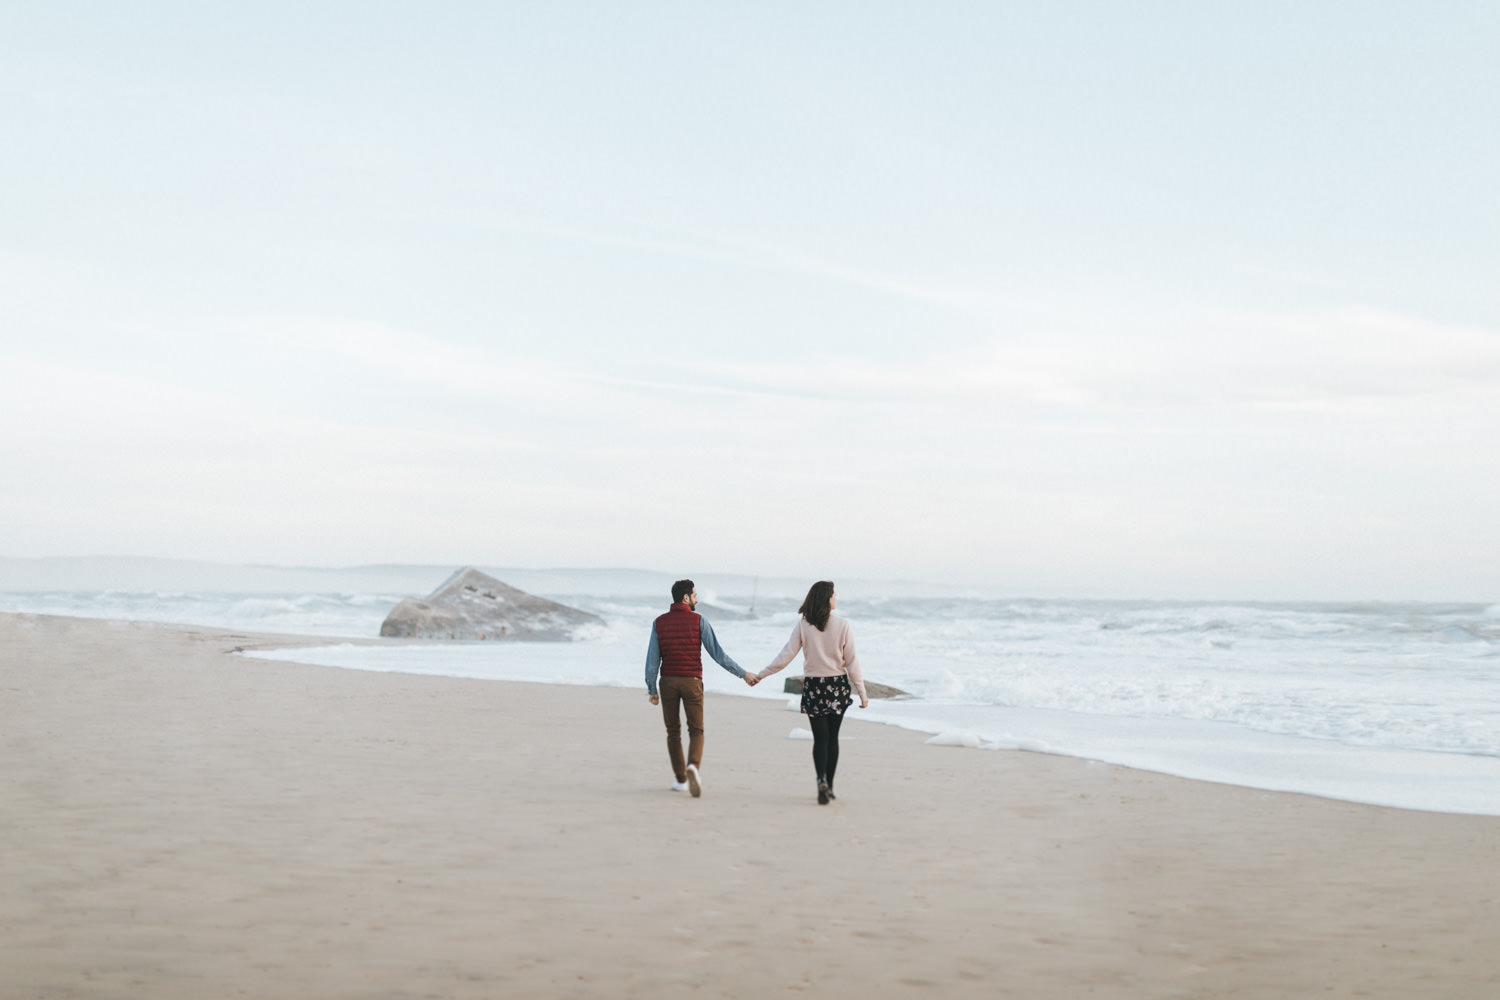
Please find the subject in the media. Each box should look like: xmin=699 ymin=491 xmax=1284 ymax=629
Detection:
xmin=817 ymin=775 xmax=830 ymax=805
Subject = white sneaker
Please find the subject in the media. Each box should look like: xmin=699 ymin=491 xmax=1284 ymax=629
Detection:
xmin=670 ymin=780 xmax=689 ymax=792
xmin=686 ymin=763 xmax=702 ymax=798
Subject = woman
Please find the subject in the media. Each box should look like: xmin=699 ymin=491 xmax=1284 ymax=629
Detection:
xmin=749 ymin=580 xmax=867 ymax=804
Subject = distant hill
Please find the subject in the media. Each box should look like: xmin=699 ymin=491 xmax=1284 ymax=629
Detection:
xmin=0 ymin=555 xmax=970 ymax=600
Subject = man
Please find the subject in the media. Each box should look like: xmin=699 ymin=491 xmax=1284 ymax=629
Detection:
xmin=645 ymin=579 xmax=752 ymax=797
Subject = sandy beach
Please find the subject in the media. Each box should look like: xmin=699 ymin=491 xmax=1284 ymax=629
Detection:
xmin=3 ymin=612 xmax=1498 ymax=999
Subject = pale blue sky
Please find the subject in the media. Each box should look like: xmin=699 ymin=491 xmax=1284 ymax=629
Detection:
xmin=3 ymin=3 xmax=1497 ymax=598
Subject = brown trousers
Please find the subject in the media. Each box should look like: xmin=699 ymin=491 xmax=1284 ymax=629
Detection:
xmin=658 ymin=675 xmax=704 ymax=783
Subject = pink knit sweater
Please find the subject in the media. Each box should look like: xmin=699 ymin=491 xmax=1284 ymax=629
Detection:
xmin=755 ymin=614 xmax=866 ymax=701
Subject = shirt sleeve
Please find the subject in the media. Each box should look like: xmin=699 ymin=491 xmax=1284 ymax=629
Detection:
xmin=842 ymin=620 xmax=867 ymax=700
xmin=699 ymin=618 xmax=745 ymax=677
xmin=756 ymin=621 xmax=804 ymax=680
xmin=644 ymin=623 xmax=662 ymax=695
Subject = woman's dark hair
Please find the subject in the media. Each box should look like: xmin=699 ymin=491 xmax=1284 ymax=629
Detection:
xmin=799 ymin=580 xmax=835 ymax=632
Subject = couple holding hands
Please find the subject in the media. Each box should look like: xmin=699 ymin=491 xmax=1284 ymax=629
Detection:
xmin=644 ymin=579 xmax=867 ymax=805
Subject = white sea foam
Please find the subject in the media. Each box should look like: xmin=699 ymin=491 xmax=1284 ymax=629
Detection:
xmin=925 ymin=732 xmax=983 ymax=748
xmin=0 ymin=589 xmax=399 ymax=636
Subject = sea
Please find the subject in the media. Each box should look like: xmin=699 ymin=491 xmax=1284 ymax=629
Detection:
xmin=6 ymin=583 xmax=1500 ymax=816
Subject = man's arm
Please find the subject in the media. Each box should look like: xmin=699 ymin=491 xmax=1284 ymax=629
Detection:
xmin=644 ymin=624 xmax=663 ymax=697
xmin=699 ymin=618 xmax=746 ymax=678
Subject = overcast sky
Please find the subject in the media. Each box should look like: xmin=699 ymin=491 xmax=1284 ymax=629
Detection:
xmin=3 ymin=2 xmax=1497 ymax=599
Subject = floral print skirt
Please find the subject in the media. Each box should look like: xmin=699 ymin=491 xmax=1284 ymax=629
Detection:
xmin=800 ymin=674 xmax=852 ymax=718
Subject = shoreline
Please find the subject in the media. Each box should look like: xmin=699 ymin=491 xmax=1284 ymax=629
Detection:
xmin=5 ymin=611 xmax=1500 ymax=997
xmin=14 ymin=605 xmax=1500 ymax=815
xmin=241 ymin=626 xmax=1500 ymax=819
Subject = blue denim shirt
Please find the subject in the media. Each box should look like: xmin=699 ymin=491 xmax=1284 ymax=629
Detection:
xmin=644 ymin=616 xmax=745 ymax=695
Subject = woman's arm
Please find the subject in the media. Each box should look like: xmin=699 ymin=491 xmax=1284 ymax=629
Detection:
xmin=755 ymin=621 xmax=804 ymax=680
xmin=841 ymin=620 xmax=868 ymax=707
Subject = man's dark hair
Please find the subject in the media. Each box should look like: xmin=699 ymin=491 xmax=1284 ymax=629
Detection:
xmin=799 ymin=580 xmax=835 ymax=631
xmin=672 ymin=579 xmax=695 ymax=604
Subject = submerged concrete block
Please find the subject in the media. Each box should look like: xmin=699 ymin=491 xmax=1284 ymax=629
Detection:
xmin=782 ymin=676 xmax=907 ymax=699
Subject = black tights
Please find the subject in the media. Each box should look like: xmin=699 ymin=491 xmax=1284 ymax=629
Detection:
xmin=810 ymin=711 xmax=845 ymax=786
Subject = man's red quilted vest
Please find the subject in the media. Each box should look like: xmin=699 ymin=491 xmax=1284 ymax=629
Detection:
xmin=655 ymin=604 xmax=703 ymax=678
